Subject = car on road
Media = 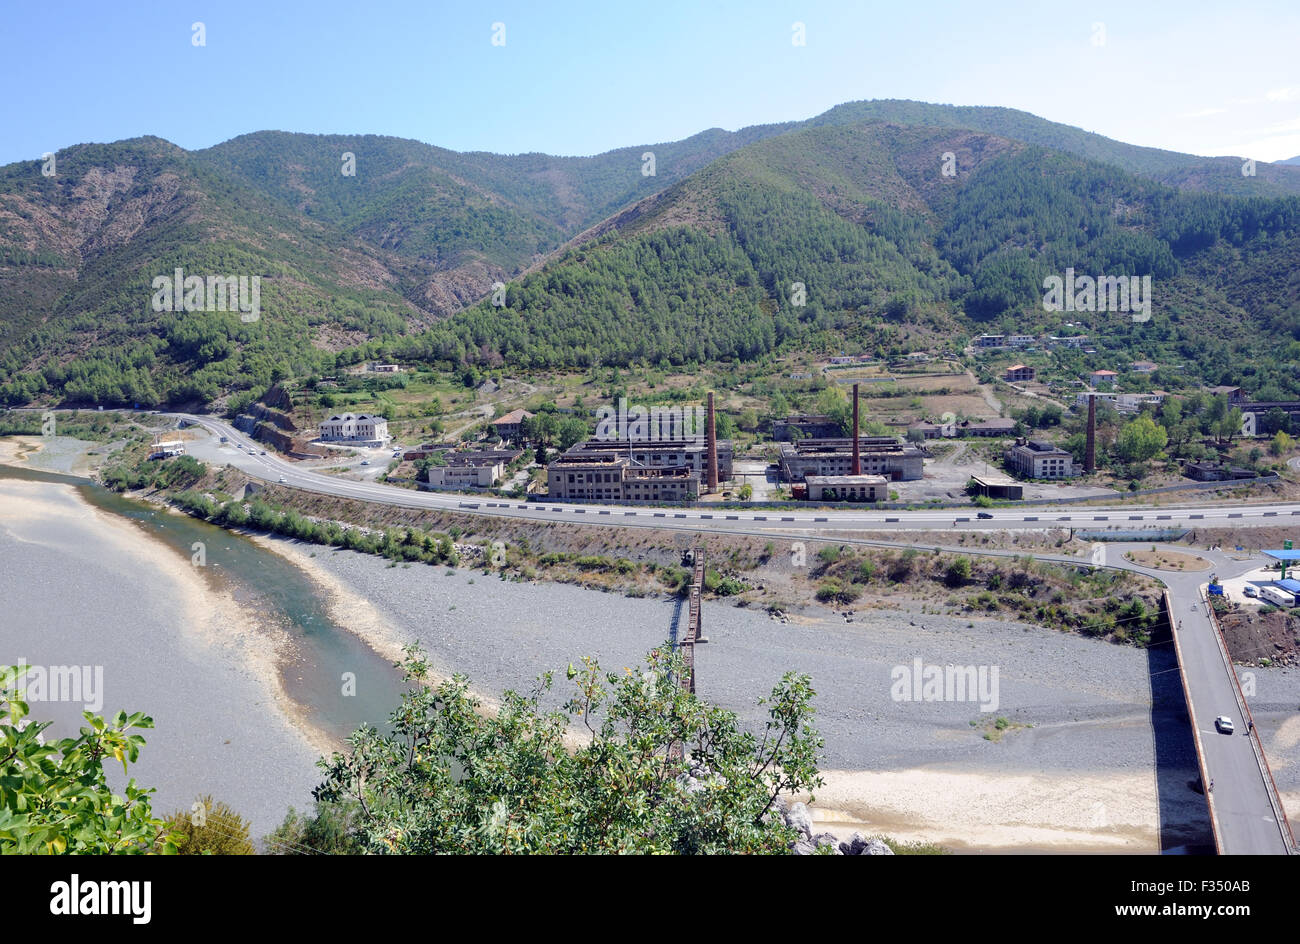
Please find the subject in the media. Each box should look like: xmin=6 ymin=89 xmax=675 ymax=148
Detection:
xmin=1214 ymin=716 xmax=1234 ymax=734
xmin=1243 ymin=585 xmax=1259 ymax=598
xmin=278 ymin=475 xmax=286 ymax=483
xmin=360 ymin=459 xmax=370 ymax=466
xmin=977 ymin=511 xmax=994 ymax=519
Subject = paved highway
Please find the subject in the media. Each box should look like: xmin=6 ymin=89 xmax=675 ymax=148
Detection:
xmin=175 ymin=414 xmax=1300 ymax=536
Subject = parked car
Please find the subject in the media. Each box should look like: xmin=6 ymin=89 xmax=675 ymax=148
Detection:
xmin=1243 ymin=585 xmax=1259 ymax=598
xmin=977 ymin=511 xmax=994 ymax=519
xmin=1215 ymin=716 xmax=1234 ymax=734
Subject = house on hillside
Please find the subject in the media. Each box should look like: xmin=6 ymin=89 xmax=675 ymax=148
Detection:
xmin=491 ymin=408 xmax=534 ymax=442
xmin=1004 ymin=364 xmax=1036 ymax=382
xmin=1089 ymin=369 xmax=1118 ymax=387
xmin=318 ymin=413 xmax=389 ymax=444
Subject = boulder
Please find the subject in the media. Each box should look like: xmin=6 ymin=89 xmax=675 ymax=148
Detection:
xmin=812 ymin=832 xmax=842 ymax=853
xmin=864 ymin=838 xmax=895 ymax=856
xmin=839 ymin=832 xmax=870 ymax=855
xmin=784 ymin=802 xmax=813 ymax=840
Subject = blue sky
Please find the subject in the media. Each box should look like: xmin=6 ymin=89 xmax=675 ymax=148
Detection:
xmin=4 ymin=0 xmax=1299 ymax=165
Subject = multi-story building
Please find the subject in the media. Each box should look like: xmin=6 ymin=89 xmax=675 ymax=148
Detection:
xmin=421 ymin=449 xmax=522 ymax=489
xmin=1004 ymin=364 xmax=1036 ymax=382
xmin=546 ymin=454 xmax=698 ymax=502
xmin=561 ymin=438 xmax=733 ymax=480
xmin=1004 ymin=438 xmax=1075 ymax=479
xmin=778 ymin=437 xmax=924 ymax=482
xmin=491 ymin=408 xmax=534 ymax=442
xmin=318 ymin=413 xmax=389 ymax=444
xmin=1089 ymin=370 xmax=1118 ymax=387
xmin=973 ymin=334 xmax=1006 ymax=349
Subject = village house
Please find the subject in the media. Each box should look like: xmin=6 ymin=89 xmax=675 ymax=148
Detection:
xmin=1089 ymin=369 xmax=1118 ymax=387
xmin=1004 ymin=364 xmax=1036 ymax=382
xmin=491 ymin=408 xmax=534 ymax=442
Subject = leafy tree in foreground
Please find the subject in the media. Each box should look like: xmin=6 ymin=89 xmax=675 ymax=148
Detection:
xmin=0 ymin=665 xmax=179 ymax=854
xmin=296 ymin=645 xmax=822 ymax=854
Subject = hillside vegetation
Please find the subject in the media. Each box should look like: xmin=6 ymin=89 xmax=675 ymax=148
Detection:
xmin=3 ymin=100 xmax=1300 ymax=407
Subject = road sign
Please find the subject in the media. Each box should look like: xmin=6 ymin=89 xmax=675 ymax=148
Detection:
xmin=1285 ymin=540 xmax=1293 ymax=551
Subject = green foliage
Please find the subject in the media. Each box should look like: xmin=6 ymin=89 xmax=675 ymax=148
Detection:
xmin=6 ymin=109 xmax=1300 ymax=409
xmin=0 ymin=665 xmax=178 ymax=854
xmin=945 ymin=556 xmax=973 ymax=587
xmin=1115 ymin=414 xmax=1168 ymax=464
xmin=162 ymin=795 xmax=256 ymax=854
xmin=815 ymin=578 xmax=861 ymax=604
xmin=265 ymin=802 xmax=365 ymax=855
xmin=297 ymin=645 xmax=823 ymax=854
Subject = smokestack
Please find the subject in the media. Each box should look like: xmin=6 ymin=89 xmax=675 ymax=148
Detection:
xmin=1085 ymin=394 xmax=1096 ymax=473
xmin=852 ymin=383 xmax=861 ymax=476
xmin=706 ymin=392 xmax=718 ymax=492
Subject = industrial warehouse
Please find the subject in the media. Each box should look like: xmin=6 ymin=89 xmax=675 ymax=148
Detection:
xmin=546 ymin=393 xmax=731 ymax=502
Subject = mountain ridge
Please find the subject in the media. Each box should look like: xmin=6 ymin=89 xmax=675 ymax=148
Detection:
xmin=3 ymin=100 xmax=1299 ymax=406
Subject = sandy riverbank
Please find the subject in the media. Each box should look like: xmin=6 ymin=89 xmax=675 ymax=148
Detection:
xmin=0 ymin=468 xmax=328 ymax=838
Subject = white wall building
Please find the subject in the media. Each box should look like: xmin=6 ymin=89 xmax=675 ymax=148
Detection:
xmin=319 ymin=413 xmax=389 ymax=444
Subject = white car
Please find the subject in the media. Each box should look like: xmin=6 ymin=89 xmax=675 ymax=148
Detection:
xmin=1243 ymin=585 xmax=1259 ymax=598
xmin=360 ymin=459 xmax=370 ymax=466
xmin=1214 ymin=716 xmax=1234 ymax=734
xmin=278 ymin=475 xmax=286 ymax=484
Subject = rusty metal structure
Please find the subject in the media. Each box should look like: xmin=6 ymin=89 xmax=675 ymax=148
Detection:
xmin=676 ymin=544 xmax=707 ymax=694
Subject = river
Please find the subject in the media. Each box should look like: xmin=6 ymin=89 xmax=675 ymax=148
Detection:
xmin=0 ymin=463 xmax=404 ymax=841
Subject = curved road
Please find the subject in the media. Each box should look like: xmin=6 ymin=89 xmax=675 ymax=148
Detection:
xmin=177 ymin=414 xmax=1300 ymax=537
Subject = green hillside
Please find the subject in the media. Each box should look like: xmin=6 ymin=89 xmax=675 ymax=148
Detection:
xmin=2 ymin=101 xmax=1300 ymax=408
xmin=390 ymin=124 xmax=1300 ymax=396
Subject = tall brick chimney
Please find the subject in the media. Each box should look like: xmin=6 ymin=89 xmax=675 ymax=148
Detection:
xmin=851 ymin=383 xmax=861 ymax=476
xmin=706 ymin=392 xmax=718 ymax=492
xmin=1085 ymin=394 xmax=1096 ymax=473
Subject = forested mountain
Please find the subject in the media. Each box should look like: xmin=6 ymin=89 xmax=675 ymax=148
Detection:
xmin=2 ymin=100 xmax=1299 ymax=407
xmin=385 ymin=123 xmax=1300 ymax=397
